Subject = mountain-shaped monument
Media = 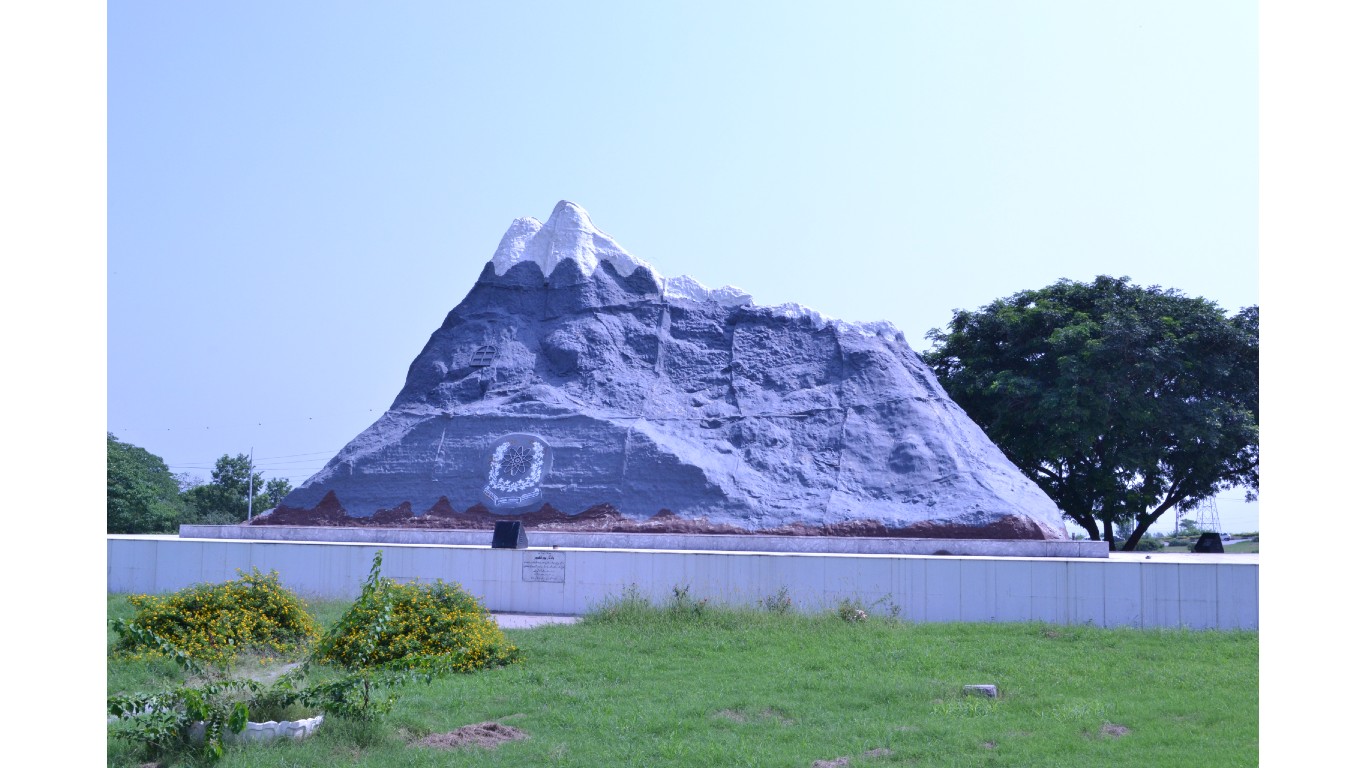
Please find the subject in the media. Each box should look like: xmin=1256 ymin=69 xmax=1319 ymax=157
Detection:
xmin=271 ymin=201 xmax=1067 ymax=539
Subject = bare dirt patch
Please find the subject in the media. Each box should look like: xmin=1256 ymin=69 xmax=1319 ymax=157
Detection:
xmin=812 ymin=749 xmax=892 ymax=767
xmin=714 ymin=707 xmax=793 ymax=725
xmin=415 ymin=722 xmax=528 ymax=750
xmin=1100 ymin=723 xmax=1131 ymax=738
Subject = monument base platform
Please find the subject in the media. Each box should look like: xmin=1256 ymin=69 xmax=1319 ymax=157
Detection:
xmin=180 ymin=524 xmax=1110 ymax=558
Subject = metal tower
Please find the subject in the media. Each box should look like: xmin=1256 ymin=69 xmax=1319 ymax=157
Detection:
xmin=1192 ymin=497 xmax=1222 ymax=535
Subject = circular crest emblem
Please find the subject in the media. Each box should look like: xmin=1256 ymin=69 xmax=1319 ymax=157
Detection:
xmin=483 ymin=433 xmax=552 ymax=509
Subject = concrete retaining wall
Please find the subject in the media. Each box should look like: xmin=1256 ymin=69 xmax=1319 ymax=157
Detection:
xmin=108 ymin=535 xmax=1258 ymax=630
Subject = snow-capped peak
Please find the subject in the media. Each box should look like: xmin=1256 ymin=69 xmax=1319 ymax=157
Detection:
xmin=486 ymin=203 xmax=895 ymax=340
xmin=767 ymin=303 xmax=904 ymax=340
xmin=491 ymin=201 xmax=661 ymax=284
xmin=662 ymin=274 xmax=753 ymax=307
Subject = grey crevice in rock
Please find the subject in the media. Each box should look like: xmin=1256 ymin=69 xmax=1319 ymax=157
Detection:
xmin=431 ymin=427 xmax=447 ymax=481
xmin=828 ymin=404 xmax=852 ymax=515
xmin=726 ymin=320 xmax=743 ymax=419
xmin=621 ymin=417 xmax=638 ymax=489
xmin=278 ymin=202 xmax=1067 ymax=537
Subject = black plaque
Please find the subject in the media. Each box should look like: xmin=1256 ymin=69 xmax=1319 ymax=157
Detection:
xmin=1192 ymin=532 xmax=1225 ymax=553
xmin=522 ymin=551 xmax=566 ymax=583
xmin=492 ymin=520 xmax=528 ymax=549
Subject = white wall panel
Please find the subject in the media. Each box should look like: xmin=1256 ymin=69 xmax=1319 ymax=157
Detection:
xmin=108 ymin=537 xmax=1257 ymax=630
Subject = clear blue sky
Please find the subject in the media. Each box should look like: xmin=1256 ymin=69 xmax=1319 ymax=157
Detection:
xmin=106 ymin=1 xmax=1259 ymax=530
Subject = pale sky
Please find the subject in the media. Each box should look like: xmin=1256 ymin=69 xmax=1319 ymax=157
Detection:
xmin=103 ymin=0 xmax=1260 ymax=530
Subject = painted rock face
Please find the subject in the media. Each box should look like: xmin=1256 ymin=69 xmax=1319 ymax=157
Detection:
xmin=275 ymin=202 xmax=1068 ymax=540
xmin=482 ymin=434 xmax=553 ymax=509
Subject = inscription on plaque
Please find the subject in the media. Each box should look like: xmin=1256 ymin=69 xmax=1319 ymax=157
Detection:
xmin=521 ymin=551 xmax=566 ymax=583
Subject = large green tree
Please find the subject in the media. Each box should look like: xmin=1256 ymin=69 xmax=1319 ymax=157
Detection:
xmin=183 ymin=454 xmax=293 ymax=524
xmin=107 ymin=433 xmax=187 ymax=533
xmin=923 ymin=276 xmax=1258 ymax=550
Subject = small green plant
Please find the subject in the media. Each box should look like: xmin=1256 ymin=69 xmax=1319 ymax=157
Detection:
xmin=108 ymin=676 xmax=256 ymax=761
xmin=106 ymin=623 xmax=289 ymax=762
xmin=836 ymin=598 xmax=869 ymax=623
xmin=835 ymin=594 xmax=900 ymax=622
xmin=761 ymin=587 xmax=793 ymax=614
xmin=668 ymin=584 xmax=710 ymax=616
xmin=113 ymin=567 xmax=320 ymax=665
xmin=584 ymin=584 xmax=655 ymax=624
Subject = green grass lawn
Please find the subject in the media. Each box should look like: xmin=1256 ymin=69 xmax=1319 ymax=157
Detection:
xmin=108 ymin=594 xmax=1258 ymax=768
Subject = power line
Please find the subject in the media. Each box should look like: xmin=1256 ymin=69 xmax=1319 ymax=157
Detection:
xmin=256 ymin=450 xmax=339 ymax=460
xmin=109 ymin=409 xmax=385 ymax=436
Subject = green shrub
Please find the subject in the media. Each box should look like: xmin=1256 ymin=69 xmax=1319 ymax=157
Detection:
xmin=836 ymin=598 xmax=869 ymax=623
xmin=1135 ymin=538 xmax=1165 ymax=551
xmin=761 ymin=587 xmax=793 ymax=614
xmin=113 ymin=568 xmax=320 ymax=665
xmin=667 ymin=584 xmax=710 ymax=616
xmin=313 ymin=552 xmax=519 ymax=674
xmin=834 ymin=594 xmax=900 ymax=622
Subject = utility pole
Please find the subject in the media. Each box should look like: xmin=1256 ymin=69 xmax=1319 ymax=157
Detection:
xmin=247 ymin=447 xmax=255 ymax=521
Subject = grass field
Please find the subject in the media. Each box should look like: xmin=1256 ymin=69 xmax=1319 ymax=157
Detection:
xmin=107 ymin=593 xmax=1258 ymax=768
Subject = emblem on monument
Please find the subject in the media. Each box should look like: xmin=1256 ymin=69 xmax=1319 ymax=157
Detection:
xmin=483 ymin=433 xmax=552 ymax=508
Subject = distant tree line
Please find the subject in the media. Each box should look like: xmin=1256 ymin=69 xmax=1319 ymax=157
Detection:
xmin=107 ymin=433 xmax=294 ymax=534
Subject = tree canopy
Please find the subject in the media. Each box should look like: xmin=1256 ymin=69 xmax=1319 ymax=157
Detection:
xmin=107 ymin=433 xmax=187 ymax=533
xmin=923 ymin=276 xmax=1257 ymax=550
xmin=184 ymin=454 xmax=293 ymax=524
xmin=108 ymin=437 xmax=297 ymax=529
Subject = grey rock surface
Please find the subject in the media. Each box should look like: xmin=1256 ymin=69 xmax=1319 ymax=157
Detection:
xmin=963 ymin=685 xmax=1000 ymax=698
xmin=277 ymin=202 xmax=1067 ymax=539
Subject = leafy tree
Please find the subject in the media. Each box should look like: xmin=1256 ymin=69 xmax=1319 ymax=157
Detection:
xmin=108 ymin=434 xmax=187 ymax=533
xmin=174 ymin=472 xmax=203 ymax=493
xmin=923 ymin=276 xmax=1257 ymax=550
xmin=1176 ymin=517 xmax=1206 ymax=537
xmin=183 ymin=454 xmax=292 ymax=523
xmin=264 ymin=478 xmax=293 ymax=508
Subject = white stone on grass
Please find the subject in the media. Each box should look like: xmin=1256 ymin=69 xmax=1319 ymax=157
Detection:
xmin=963 ymin=684 xmax=998 ymax=698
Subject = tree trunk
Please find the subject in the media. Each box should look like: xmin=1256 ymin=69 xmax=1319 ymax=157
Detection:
xmin=1069 ymin=512 xmax=1101 ymax=541
xmin=1122 ymin=502 xmax=1181 ymax=551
